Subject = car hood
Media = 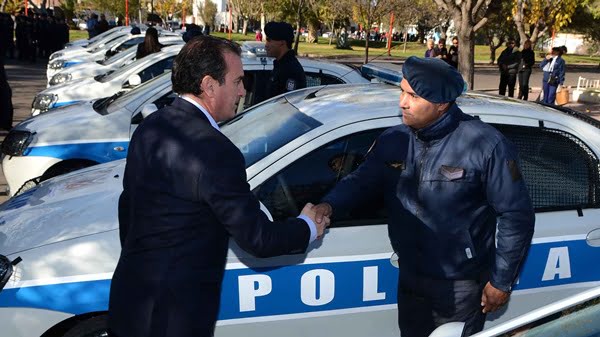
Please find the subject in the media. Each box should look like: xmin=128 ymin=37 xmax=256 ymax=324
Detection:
xmin=0 ymin=160 xmax=124 ymax=256
xmin=16 ymin=100 xmax=102 ymax=139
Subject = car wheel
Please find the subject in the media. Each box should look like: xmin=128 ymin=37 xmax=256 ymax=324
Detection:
xmin=14 ymin=176 xmax=42 ymax=196
xmin=62 ymin=315 xmax=108 ymax=337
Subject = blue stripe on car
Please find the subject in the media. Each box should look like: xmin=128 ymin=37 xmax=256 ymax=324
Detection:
xmin=0 ymin=239 xmax=597 ymax=318
xmin=24 ymin=142 xmax=129 ymax=163
xmin=64 ymin=61 xmax=82 ymax=68
xmin=52 ymin=101 xmax=80 ymax=109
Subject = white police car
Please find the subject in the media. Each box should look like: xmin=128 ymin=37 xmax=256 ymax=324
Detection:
xmin=47 ymin=36 xmax=185 ymax=87
xmin=58 ymin=25 xmax=146 ymax=51
xmin=1 ymin=83 xmax=600 ymax=337
xmin=33 ymin=44 xmax=184 ymax=115
xmin=6 ymin=59 xmax=369 ymax=196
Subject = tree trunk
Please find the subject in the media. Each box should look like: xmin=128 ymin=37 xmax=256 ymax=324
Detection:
xmin=488 ymin=34 xmax=504 ymax=64
xmin=307 ymin=16 xmax=319 ymax=43
xmin=364 ymin=19 xmax=370 ymax=64
xmin=329 ymin=20 xmax=334 ymax=45
xmin=242 ymin=18 xmax=248 ymax=35
xmin=457 ymin=31 xmax=475 ymax=89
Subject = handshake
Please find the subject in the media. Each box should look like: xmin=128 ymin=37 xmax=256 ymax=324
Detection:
xmin=300 ymin=202 xmax=333 ymax=239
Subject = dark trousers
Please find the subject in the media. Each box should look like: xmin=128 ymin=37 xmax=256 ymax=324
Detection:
xmin=499 ymin=71 xmax=517 ymax=97
xmin=397 ymin=274 xmax=487 ymax=337
xmin=543 ymin=81 xmax=558 ymax=104
xmin=518 ymin=69 xmax=532 ymax=100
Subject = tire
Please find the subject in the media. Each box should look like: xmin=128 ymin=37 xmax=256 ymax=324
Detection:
xmin=62 ymin=315 xmax=108 ymax=337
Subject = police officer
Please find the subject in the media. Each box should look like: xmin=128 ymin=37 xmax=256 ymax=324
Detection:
xmin=264 ymin=21 xmax=306 ymax=99
xmin=313 ymin=57 xmax=535 ymax=337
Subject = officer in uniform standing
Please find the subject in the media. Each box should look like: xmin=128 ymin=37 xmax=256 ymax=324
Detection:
xmin=313 ymin=56 xmax=535 ymax=337
xmin=264 ymin=21 xmax=306 ymax=99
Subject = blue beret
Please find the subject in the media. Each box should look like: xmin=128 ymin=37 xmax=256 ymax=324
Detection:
xmin=264 ymin=21 xmax=293 ymax=44
xmin=402 ymin=56 xmax=464 ymax=103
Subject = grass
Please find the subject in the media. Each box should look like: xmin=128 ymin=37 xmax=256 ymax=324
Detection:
xmin=71 ymin=29 xmax=600 ymax=65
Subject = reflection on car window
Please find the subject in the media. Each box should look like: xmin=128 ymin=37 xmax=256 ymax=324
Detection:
xmin=253 ymin=129 xmax=386 ymax=225
xmin=500 ymin=297 xmax=600 ymax=337
xmin=105 ymin=72 xmax=171 ymax=114
xmin=306 ymin=72 xmax=344 ymax=87
xmin=137 ymin=56 xmax=175 ymax=83
xmin=103 ymin=48 xmax=135 ymax=66
xmin=222 ymin=98 xmax=322 ymax=167
xmin=495 ymin=125 xmax=600 ymax=211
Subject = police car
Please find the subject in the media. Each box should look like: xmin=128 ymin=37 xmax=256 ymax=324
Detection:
xmin=1 ymin=83 xmax=600 ymax=337
xmin=59 ymin=25 xmax=146 ymax=51
xmin=6 ymin=59 xmax=369 ymax=196
xmin=33 ymin=44 xmax=184 ymax=115
xmin=47 ymin=36 xmax=185 ymax=87
xmin=46 ymin=30 xmax=181 ymax=80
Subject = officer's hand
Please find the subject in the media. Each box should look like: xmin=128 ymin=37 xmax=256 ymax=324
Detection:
xmin=300 ymin=203 xmax=330 ymax=238
xmin=481 ymin=282 xmax=510 ymax=313
xmin=312 ymin=203 xmax=333 ymax=225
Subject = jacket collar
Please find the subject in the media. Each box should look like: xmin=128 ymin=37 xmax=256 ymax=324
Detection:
xmin=274 ymin=49 xmax=296 ymax=66
xmin=413 ymin=103 xmax=461 ymax=142
xmin=170 ymin=96 xmax=210 ymax=125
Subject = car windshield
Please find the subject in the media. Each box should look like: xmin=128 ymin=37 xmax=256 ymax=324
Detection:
xmin=222 ymin=97 xmax=322 ymax=167
xmin=103 ymin=72 xmax=170 ymax=114
xmin=101 ymin=48 xmax=136 ymax=66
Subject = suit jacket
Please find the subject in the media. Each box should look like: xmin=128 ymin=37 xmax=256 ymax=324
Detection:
xmin=108 ymin=97 xmax=310 ymax=337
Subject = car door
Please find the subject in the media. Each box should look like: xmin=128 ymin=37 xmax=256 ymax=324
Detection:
xmin=214 ymin=117 xmax=402 ymax=337
xmin=479 ymin=114 xmax=600 ymax=327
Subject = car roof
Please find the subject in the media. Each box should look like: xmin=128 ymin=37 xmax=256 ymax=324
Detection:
xmin=281 ymin=83 xmax=600 ymax=134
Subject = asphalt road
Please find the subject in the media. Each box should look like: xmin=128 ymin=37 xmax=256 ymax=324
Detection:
xmin=1 ymin=56 xmax=600 ymax=204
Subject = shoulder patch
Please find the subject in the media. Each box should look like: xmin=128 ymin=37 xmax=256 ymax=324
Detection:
xmin=286 ymin=79 xmax=296 ymax=91
xmin=507 ymin=160 xmax=522 ymax=182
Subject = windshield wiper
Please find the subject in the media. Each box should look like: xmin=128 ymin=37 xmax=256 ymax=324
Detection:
xmin=92 ymin=91 xmax=126 ymax=115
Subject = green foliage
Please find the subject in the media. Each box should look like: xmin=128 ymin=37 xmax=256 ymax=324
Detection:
xmin=198 ymin=0 xmax=217 ymax=28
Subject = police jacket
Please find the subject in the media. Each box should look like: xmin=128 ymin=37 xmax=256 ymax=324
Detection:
xmin=109 ymin=98 xmax=310 ymax=337
xmin=323 ymin=104 xmax=535 ymax=292
xmin=267 ymin=49 xmax=306 ymax=99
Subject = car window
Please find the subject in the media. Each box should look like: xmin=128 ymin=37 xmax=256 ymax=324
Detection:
xmin=104 ymin=72 xmax=171 ymax=114
xmin=306 ymin=72 xmax=345 ymax=86
xmin=499 ymin=297 xmax=600 ymax=337
xmin=253 ymin=129 xmax=386 ymax=225
xmin=117 ymin=37 xmax=144 ymax=52
xmin=152 ymin=90 xmax=177 ymax=109
xmin=102 ymin=48 xmax=135 ymax=66
xmin=221 ymin=97 xmax=322 ymax=167
xmin=137 ymin=56 xmax=175 ymax=83
xmin=494 ymin=125 xmax=600 ymax=211
xmin=242 ymin=70 xmax=271 ymax=109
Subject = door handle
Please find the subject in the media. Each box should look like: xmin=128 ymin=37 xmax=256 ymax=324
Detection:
xmin=586 ymin=229 xmax=600 ymax=247
xmin=114 ymin=146 xmax=125 ymax=152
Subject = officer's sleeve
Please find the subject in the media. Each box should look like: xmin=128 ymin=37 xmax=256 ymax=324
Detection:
xmin=321 ymin=137 xmax=386 ymax=215
xmin=199 ymin=144 xmax=310 ymax=258
xmin=486 ymin=139 xmax=535 ymax=292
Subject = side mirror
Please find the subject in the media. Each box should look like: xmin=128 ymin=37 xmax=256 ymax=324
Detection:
xmin=428 ymin=322 xmax=465 ymax=337
xmin=141 ymin=103 xmax=158 ymax=118
xmin=127 ymin=74 xmax=142 ymax=87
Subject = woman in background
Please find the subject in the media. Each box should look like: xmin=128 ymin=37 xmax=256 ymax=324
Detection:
xmin=540 ymin=46 xmax=566 ymax=105
xmin=136 ymin=27 xmax=163 ymax=60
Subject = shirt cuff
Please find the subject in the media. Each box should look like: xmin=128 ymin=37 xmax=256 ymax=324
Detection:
xmin=297 ymin=214 xmax=317 ymax=244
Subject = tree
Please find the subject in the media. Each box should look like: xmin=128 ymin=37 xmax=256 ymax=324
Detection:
xmin=432 ymin=0 xmax=493 ymax=89
xmin=480 ymin=0 xmax=517 ymax=63
xmin=512 ymin=0 xmax=581 ymax=46
xmin=352 ymin=0 xmax=396 ymax=64
xmin=230 ymin=0 xmax=262 ymax=35
xmin=198 ymin=0 xmax=217 ymax=30
xmin=564 ymin=1 xmax=600 ymax=55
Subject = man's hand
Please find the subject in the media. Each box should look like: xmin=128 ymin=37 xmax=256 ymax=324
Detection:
xmin=312 ymin=203 xmax=333 ymax=225
xmin=481 ymin=282 xmax=510 ymax=313
xmin=301 ymin=203 xmax=330 ymax=238
xmin=557 ymin=84 xmax=563 ymax=93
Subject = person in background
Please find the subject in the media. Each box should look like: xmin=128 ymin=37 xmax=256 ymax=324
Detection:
xmin=497 ymin=39 xmax=521 ymax=97
xmin=540 ymin=46 xmax=566 ymax=105
xmin=517 ymin=39 xmax=535 ymax=100
xmin=447 ymin=36 xmax=459 ymax=68
xmin=432 ymin=38 xmax=447 ymax=60
xmin=424 ymin=39 xmax=435 ymax=57
xmin=136 ymin=27 xmax=163 ymax=60
xmin=264 ymin=21 xmax=306 ymax=99
xmin=255 ymin=28 xmax=263 ymax=42
xmin=86 ymin=13 xmax=98 ymax=39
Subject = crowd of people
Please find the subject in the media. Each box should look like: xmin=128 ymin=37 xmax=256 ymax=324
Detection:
xmin=424 ymin=36 xmax=459 ymax=68
xmin=0 ymin=10 xmax=69 ymax=63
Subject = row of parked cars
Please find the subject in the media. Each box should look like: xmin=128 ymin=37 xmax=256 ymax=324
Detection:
xmin=0 ymin=25 xmax=599 ymax=337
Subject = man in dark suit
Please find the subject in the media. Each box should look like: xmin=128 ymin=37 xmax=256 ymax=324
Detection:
xmin=108 ymin=36 xmax=329 ymax=337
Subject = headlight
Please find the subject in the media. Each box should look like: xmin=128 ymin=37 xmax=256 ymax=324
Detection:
xmin=32 ymin=93 xmax=58 ymax=112
xmin=1 ymin=130 xmax=34 ymax=156
xmin=49 ymin=73 xmax=72 ymax=85
xmin=0 ymin=255 xmax=22 ymax=293
xmin=49 ymin=59 xmax=66 ymax=69
xmin=49 ymin=52 xmax=63 ymax=61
